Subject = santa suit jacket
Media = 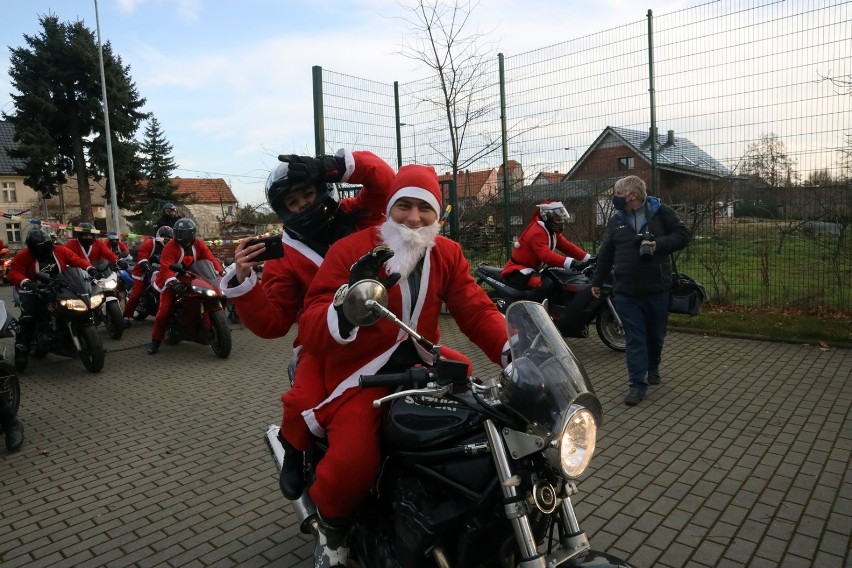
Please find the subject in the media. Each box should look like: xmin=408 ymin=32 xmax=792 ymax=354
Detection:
xmin=63 ymin=238 xmax=118 ymax=266
xmin=155 ymin=238 xmax=222 ymax=290
xmin=501 ymin=220 xmax=588 ymax=277
xmin=298 ymin=227 xmax=509 ymax=436
xmin=8 ymin=247 xmax=93 ymax=290
xmin=219 ymin=149 xmax=395 ymax=342
xmin=131 ymin=238 xmax=165 ymax=280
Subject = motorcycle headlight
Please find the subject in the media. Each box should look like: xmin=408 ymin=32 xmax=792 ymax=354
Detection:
xmin=60 ymin=298 xmax=91 ymax=311
xmin=550 ymin=405 xmax=596 ymax=479
xmin=192 ymin=285 xmax=220 ymax=297
xmin=101 ymin=278 xmax=118 ymax=290
xmin=90 ymin=294 xmax=105 ymax=309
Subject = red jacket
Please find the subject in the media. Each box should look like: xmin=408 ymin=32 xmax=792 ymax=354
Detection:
xmin=64 ymin=238 xmax=118 ymax=266
xmin=156 ymin=238 xmax=222 ymax=290
xmin=8 ymin=247 xmax=93 ymax=290
xmin=501 ymin=220 xmax=588 ymax=277
xmin=222 ymin=149 xmax=395 ymax=343
xmin=298 ymin=227 xmax=508 ymax=434
xmin=131 ymin=238 xmax=167 ymax=279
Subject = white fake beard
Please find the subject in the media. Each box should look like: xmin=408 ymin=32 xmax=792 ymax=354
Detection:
xmin=379 ymin=220 xmax=440 ymax=278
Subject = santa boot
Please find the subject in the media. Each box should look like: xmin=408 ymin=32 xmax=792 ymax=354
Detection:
xmin=0 ymin=400 xmax=23 ymax=452
xmin=314 ymin=513 xmax=350 ymax=568
xmin=277 ymin=432 xmax=304 ymax=500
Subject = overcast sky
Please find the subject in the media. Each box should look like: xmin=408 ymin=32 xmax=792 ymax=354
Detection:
xmin=1 ymin=0 xmax=705 ymax=205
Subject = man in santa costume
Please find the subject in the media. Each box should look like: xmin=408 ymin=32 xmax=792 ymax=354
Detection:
xmin=63 ymin=222 xmax=119 ymax=267
xmin=501 ymin=201 xmax=591 ymax=290
xmin=217 ymin=149 xmax=395 ymax=495
xmin=122 ymin=226 xmax=173 ymax=327
xmin=293 ymin=164 xmax=510 ymax=567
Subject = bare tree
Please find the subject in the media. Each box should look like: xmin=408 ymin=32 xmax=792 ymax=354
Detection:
xmin=736 ymin=132 xmax=799 ymax=188
xmin=398 ymin=0 xmax=499 ymax=188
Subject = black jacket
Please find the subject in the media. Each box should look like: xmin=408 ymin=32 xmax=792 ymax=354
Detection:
xmin=154 ymin=215 xmax=179 ymax=231
xmin=592 ymin=197 xmax=690 ymax=295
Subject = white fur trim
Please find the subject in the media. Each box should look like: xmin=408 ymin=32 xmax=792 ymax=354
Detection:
xmin=386 ymin=186 xmax=440 ymax=216
xmin=582 ymin=253 xmax=591 ymax=262
xmin=336 ymin=148 xmax=356 ymax=182
xmin=282 ymin=234 xmax=323 ymax=267
xmin=563 ymin=257 xmax=574 ymax=269
xmin=537 ymin=201 xmax=565 ymax=210
xmin=218 ymin=264 xmax=257 ymax=298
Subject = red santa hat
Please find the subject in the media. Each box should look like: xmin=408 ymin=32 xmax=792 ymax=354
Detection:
xmin=386 ymin=164 xmax=442 ymax=216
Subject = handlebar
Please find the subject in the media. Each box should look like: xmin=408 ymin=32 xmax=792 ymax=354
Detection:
xmin=360 ymin=367 xmax=431 ymax=388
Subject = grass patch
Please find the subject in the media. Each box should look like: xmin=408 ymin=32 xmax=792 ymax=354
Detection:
xmin=669 ymin=304 xmax=852 ymax=346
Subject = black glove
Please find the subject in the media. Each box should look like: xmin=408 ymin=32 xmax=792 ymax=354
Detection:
xmin=22 ymin=280 xmax=36 ymax=291
xmin=169 ymin=280 xmax=187 ymax=294
xmin=116 ymin=259 xmax=128 ymax=270
xmin=348 ymin=244 xmax=401 ymax=290
xmin=87 ymin=266 xmax=98 ymax=277
xmin=572 ymin=259 xmax=589 ymax=271
xmin=277 ymin=154 xmax=346 ymax=186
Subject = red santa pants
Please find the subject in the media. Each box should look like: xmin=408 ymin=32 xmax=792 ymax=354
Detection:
xmin=122 ymin=280 xmax=146 ymax=318
xmin=280 ymin=355 xmax=328 ymax=452
xmin=152 ymin=287 xmax=175 ymax=342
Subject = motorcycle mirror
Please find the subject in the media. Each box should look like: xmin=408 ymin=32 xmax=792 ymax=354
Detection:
xmin=342 ymin=279 xmax=388 ymax=327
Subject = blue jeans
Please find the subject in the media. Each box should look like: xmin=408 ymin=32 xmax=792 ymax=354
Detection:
xmin=612 ymin=291 xmax=670 ymax=394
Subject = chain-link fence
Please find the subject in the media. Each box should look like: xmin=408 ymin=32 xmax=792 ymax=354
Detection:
xmin=316 ymin=0 xmax=851 ymax=313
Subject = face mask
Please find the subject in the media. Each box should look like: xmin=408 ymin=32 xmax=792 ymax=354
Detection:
xmin=612 ymin=196 xmax=628 ymax=210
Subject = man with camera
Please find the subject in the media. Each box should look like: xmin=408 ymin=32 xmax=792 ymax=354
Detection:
xmin=591 ymin=175 xmax=689 ymax=406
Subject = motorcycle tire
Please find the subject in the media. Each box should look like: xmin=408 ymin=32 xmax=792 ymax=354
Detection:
xmin=0 ymin=363 xmax=20 ymax=426
xmin=164 ymin=330 xmax=181 ymax=345
xmin=132 ymin=310 xmax=148 ymax=321
xmin=77 ymin=325 xmax=105 ymax=373
xmin=104 ymin=302 xmax=124 ymax=340
xmin=208 ymin=310 xmax=232 ymax=359
xmin=596 ymin=307 xmax=626 ymax=352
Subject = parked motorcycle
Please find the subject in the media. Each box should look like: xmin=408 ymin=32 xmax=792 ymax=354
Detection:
xmin=15 ymin=268 xmax=106 ymax=373
xmin=0 ymin=300 xmax=21 ymax=425
xmin=91 ymin=259 xmax=125 ymax=340
xmin=265 ymin=280 xmax=634 ymax=568
xmin=163 ymin=259 xmax=231 ymax=358
xmin=475 ymin=261 xmax=626 ymax=352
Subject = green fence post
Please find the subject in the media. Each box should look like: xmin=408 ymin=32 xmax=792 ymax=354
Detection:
xmin=312 ymin=65 xmax=324 ymax=156
xmin=647 ymin=10 xmax=658 ymax=196
xmin=499 ymin=53 xmax=511 ymax=259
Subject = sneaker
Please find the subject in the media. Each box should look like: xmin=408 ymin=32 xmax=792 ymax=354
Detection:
xmin=624 ymin=389 xmax=646 ymax=406
xmin=647 ymin=371 xmax=661 ymax=385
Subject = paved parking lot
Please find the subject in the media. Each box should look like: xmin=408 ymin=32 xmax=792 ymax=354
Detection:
xmin=0 ymin=282 xmax=849 ymax=567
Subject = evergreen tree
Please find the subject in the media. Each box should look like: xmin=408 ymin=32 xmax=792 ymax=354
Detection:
xmin=127 ymin=117 xmax=181 ymax=233
xmin=3 ymin=15 xmax=147 ymax=222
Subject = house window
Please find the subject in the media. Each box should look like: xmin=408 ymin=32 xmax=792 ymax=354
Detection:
xmin=617 ymin=157 xmax=634 ymax=171
xmin=6 ymin=223 xmax=21 ymax=243
xmin=2 ymin=182 xmax=17 ymax=203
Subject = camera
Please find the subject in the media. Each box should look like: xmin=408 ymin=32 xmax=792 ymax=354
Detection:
xmin=638 ymin=232 xmax=655 ymax=260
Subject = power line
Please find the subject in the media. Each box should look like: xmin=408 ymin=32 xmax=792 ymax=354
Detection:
xmin=174 ymin=167 xmax=267 ymax=181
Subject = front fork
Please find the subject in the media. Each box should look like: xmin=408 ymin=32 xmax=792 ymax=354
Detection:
xmin=484 ymin=420 xmax=590 ymax=568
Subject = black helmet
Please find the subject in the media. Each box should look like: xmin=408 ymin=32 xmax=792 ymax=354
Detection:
xmin=156 ymin=226 xmax=174 ymax=243
xmin=173 ymin=218 xmax=197 ymax=247
xmin=75 ymin=222 xmax=97 ymax=244
xmin=162 ymin=202 xmax=177 ymax=214
xmin=538 ymin=202 xmax=570 ymax=234
xmin=26 ymin=227 xmax=54 ymax=257
xmin=107 ymin=231 xmax=120 ymax=242
xmin=265 ymin=162 xmax=340 ymax=239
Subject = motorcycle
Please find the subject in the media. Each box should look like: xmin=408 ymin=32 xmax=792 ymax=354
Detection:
xmin=15 ymin=267 xmax=106 ymax=373
xmin=0 ymin=300 xmax=21 ymax=428
xmin=132 ymin=256 xmax=162 ymax=321
xmin=475 ymin=260 xmax=626 ymax=352
xmin=265 ymin=280 xmax=635 ymax=568
xmin=163 ymin=259 xmax=231 ymax=358
xmin=221 ymin=260 xmax=263 ymax=324
xmin=91 ymin=259 xmax=125 ymax=340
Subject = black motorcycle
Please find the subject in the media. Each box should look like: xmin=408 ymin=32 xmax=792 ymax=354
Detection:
xmin=15 ymin=268 xmax=106 ymax=373
xmin=0 ymin=300 xmax=20 ymax=427
xmin=265 ymin=280 xmax=634 ymax=568
xmin=132 ymin=257 xmax=162 ymax=321
xmin=475 ymin=261 xmax=626 ymax=352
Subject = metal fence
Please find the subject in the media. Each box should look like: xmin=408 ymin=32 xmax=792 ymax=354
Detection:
xmin=315 ymin=0 xmax=852 ymax=313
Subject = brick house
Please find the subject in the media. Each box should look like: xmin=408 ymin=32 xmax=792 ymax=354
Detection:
xmin=172 ymin=177 xmax=238 ymax=238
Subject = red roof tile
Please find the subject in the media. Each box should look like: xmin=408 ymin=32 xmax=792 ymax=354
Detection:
xmin=172 ymin=177 xmax=237 ymax=204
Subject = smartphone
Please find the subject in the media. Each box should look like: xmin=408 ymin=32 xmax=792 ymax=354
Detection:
xmin=245 ymin=234 xmax=284 ymax=262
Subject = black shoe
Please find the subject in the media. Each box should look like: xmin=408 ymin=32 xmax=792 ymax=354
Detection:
xmin=5 ymin=419 xmax=23 ymax=452
xmin=123 ymin=318 xmax=133 ymax=329
xmin=147 ymin=340 xmax=161 ymax=355
xmin=625 ymin=389 xmax=646 ymax=406
xmin=278 ymin=433 xmax=305 ymax=500
xmin=647 ymin=371 xmax=661 ymax=385
xmin=314 ymin=513 xmax=350 ymax=568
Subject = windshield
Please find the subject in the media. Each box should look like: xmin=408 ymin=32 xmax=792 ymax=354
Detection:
xmin=503 ymin=302 xmax=602 ymax=431
xmin=189 ymin=259 xmax=218 ymax=286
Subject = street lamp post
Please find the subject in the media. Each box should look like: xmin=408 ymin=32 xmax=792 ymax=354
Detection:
xmin=94 ymin=0 xmax=121 ymax=233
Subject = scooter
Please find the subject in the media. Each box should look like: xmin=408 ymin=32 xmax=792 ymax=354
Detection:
xmin=91 ymin=259 xmax=125 ymax=340
xmin=266 ymin=281 xmax=635 ymax=567
xmin=475 ymin=260 xmax=626 ymax=351
xmin=164 ymin=259 xmax=231 ymax=358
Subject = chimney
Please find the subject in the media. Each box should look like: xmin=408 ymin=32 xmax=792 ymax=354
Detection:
xmin=667 ymin=130 xmax=675 ymax=145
